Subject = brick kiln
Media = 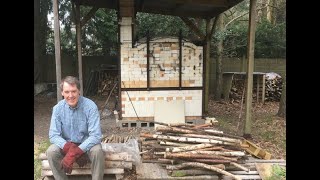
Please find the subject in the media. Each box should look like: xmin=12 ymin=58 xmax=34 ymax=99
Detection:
xmin=118 ymin=17 xmax=204 ymax=124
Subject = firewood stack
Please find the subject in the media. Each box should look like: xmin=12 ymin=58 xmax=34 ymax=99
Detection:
xmin=97 ymin=71 xmax=119 ymax=96
xmin=265 ymin=74 xmax=282 ymax=101
xmin=229 ymin=73 xmax=283 ymax=102
xmin=139 ymin=122 xmax=260 ymax=179
xmin=39 ymin=151 xmax=133 ymax=180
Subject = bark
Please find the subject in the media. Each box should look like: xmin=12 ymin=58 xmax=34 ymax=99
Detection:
xmin=267 ymin=0 xmax=276 ymax=25
xmin=165 ymin=152 xmax=238 ymax=162
xmin=230 ymin=162 xmax=250 ymax=172
xmin=167 ymin=162 xmax=241 ymax=180
xmin=165 ymin=143 xmax=214 ymax=153
xmin=214 ymin=14 xmax=224 ymax=101
xmin=181 ymin=134 xmax=242 ymax=144
xmin=140 ymin=133 xmax=235 ymax=145
xmin=185 ymin=150 xmax=245 ymax=157
xmin=34 ymin=0 xmax=41 ymax=83
xmin=277 ymin=73 xmax=286 ymax=118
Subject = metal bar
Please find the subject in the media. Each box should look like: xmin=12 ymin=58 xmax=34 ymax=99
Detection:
xmin=147 ymin=30 xmax=150 ymax=90
xmin=179 ymin=30 xmax=182 ymax=89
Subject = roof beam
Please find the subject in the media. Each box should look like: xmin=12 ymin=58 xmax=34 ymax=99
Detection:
xmin=174 ymin=0 xmax=228 ymax=7
xmin=180 ymin=17 xmax=205 ymax=40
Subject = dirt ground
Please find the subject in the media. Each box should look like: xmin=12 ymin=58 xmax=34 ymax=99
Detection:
xmin=34 ymin=92 xmax=286 ymax=179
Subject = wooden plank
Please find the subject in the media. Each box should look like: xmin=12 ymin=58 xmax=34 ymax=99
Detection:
xmin=41 ymin=160 xmax=132 ymax=170
xmin=255 ymin=163 xmax=273 ymax=180
xmin=41 ymin=168 xmax=124 ymax=176
xmin=39 ymin=152 xmax=133 ymax=161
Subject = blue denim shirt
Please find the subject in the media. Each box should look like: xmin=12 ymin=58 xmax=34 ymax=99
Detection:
xmin=49 ymin=96 xmax=102 ymax=152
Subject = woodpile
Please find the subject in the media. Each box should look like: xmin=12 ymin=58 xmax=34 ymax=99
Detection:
xmin=139 ymin=122 xmax=284 ymax=179
xmin=84 ymin=64 xmax=119 ymax=96
xmin=102 ymin=134 xmax=136 ymax=143
xmin=265 ymin=73 xmax=282 ymax=101
xmin=39 ymin=151 xmax=133 ymax=180
xmin=97 ymin=70 xmax=119 ymax=96
xmin=229 ymin=73 xmax=283 ymax=102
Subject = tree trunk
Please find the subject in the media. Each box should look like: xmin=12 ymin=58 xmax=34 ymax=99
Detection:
xmin=277 ymin=73 xmax=286 ymax=118
xmin=34 ymin=0 xmax=41 ymax=83
xmin=214 ymin=15 xmax=224 ymax=101
xmin=267 ymin=0 xmax=276 ymax=25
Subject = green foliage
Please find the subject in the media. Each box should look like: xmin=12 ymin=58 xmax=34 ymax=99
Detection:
xmin=34 ymin=139 xmax=51 ymax=180
xmin=221 ymin=19 xmax=286 ymax=58
xmin=136 ymin=13 xmax=191 ymax=39
xmin=171 ymin=171 xmax=187 ymax=177
xmin=255 ymin=19 xmax=286 ymax=58
xmin=42 ymin=0 xmax=286 ymax=58
xmin=266 ymin=164 xmax=286 ymax=180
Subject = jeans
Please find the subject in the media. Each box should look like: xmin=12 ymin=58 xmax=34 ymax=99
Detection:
xmin=46 ymin=143 xmax=105 ymax=180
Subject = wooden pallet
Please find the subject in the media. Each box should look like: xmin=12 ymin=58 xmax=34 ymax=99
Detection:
xmin=241 ymin=140 xmax=272 ymax=160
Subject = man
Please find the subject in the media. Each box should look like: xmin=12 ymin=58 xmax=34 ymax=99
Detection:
xmin=46 ymin=76 xmax=105 ymax=180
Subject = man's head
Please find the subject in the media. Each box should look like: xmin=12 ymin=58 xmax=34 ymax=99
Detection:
xmin=60 ymin=76 xmax=81 ymax=108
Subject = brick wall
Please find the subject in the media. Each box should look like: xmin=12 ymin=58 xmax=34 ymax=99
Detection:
xmin=120 ymin=31 xmax=204 ymax=120
xmin=121 ymin=90 xmax=202 ymax=119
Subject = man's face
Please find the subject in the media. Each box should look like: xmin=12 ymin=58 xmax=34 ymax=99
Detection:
xmin=61 ymin=82 xmax=80 ymax=108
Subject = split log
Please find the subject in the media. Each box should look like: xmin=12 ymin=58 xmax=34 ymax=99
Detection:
xmin=166 ymin=162 xmax=241 ymax=180
xmin=167 ymin=163 xmax=225 ymax=170
xmin=165 ymin=152 xmax=238 ymax=162
xmin=191 ymin=159 xmax=231 ymax=164
xmin=200 ymin=147 xmax=230 ymax=151
xmin=185 ymin=150 xmax=245 ymax=157
xmin=160 ymin=141 xmax=196 ymax=147
xmin=180 ymin=134 xmax=242 ymax=144
xmin=156 ymin=126 xmax=199 ymax=134
xmin=230 ymin=162 xmax=250 ymax=172
xmin=140 ymin=133 xmax=235 ymax=145
xmin=192 ymin=123 xmax=214 ymax=129
xmin=166 ymin=143 xmax=214 ymax=153
xmin=170 ymin=169 xmax=258 ymax=176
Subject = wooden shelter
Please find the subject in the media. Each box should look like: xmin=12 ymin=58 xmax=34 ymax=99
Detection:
xmin=52 ymin=0 xmax=257 ymax=136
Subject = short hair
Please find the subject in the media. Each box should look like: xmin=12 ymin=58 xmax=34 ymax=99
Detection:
xmin=60 ymin=76 xmax=80 ymax=91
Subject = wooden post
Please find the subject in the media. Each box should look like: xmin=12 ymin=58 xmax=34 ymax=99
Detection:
xmin=52 ymin=0 xmax=62 ymax=102
xmin=244 ymin=0 xmax=257 ymax=137
xmin=204 ymin=19 xmax=211 ymax=113
xmin=262 ymin=74 xmax=266 ymax=103
xmin=256 ymin=75 xmax=260 ymax=103
xmin=75 ymin=2 xmax=84 ymax=96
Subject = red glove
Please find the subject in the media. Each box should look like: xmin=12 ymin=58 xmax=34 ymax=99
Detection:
xmin=62 ymin=142 xmax=77 ymax=155
xmin=61 ymin=145 xmax=84 ymax=174
xmin=76 ymin=153 xmax=90 ymax=167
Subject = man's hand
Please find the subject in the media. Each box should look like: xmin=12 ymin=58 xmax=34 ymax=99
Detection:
xmin=61 ymin=145 xmax=84 ymax=174
xmin=62 ymin=142 xmax=77 ymax=155
xmin=76 ymin=153 xmax=90 ymax=167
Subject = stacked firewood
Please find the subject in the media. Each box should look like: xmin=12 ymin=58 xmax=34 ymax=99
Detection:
xmin=102 ymin=134 xmax=136 ymax=143
xmin=97 ymin=71 xmax=119 ymax=96
xmin=39 ymin=151 xmax=133 ymax=180
xmin=229 ymin=73 xmax=283 ymax=102
xmin=265 ymin=74 xmax=282 ymax=101
xmin=139 ymin=122 xmax=257 ymax=180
